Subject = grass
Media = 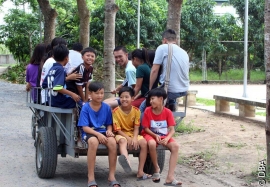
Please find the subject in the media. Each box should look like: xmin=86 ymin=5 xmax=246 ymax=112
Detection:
xmin=175 ymin=120 xmax=204 ymax=134
xmin=196 ymin=97 xmax=234 ymax=106
xmin=190 ymin=69 xmax=265 ymax=82
xmin=225 ymin=142 xmax=247 ymax=150
xmin=256 ymin=111 xmax=266 ymax=116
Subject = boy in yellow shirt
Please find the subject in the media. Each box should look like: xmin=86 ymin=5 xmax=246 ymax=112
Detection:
xmin=112 ymin=86 xmax=152 ymax=180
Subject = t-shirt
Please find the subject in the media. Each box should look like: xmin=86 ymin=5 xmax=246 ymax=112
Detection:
xmin=121 ymin=61 xmax=136 ymax=87
xmin=26 ymin=64 xmax=39 ymax=102
xmin=78 ymin=102 xmax=113 ymax=139
xmin=40 ymin=57 xmax=55 ymax=103
xmin=154 ymin=44 xmax=190 ymax=93
xmin=141 ymin=107 xmax=175 ymax=136
xmin=136 ymin=62 xmax=151 ymax=96
xmin=65 ymin=50 xmax=83 ymax=74
xmin=66 ymin=63 xmax=93 ymax=94
xmin=42 ymin=63 xmax=75 ymax=108
xmin=112 ymin=106 xmax=140 ymax=137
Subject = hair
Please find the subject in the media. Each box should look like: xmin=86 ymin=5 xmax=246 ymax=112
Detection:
xmin=53 ymin=44 xmax=69 ymax=62
xmin=81 ymin=47 xmax=97 ymax=56
xmin=148 ymin=88 xmax=167 ymax=100
xmin=114 ymin=46 xmax=128 ymax=53
xmin=162 ymin=29 xmax=176 ymax=41
xmin=119 ymin=86 xmax=135 ymax=97
xmin=131 ymin=48 xmax=156 ymax=67
xmin=72 ymin=42 xmax=83 ymax=52
xmin=88 ymin=81 xmax=104 ymax=92
xmin=45 ymin=37 xmax=67 ymax=61
xmin=29 ymin=43 xmax=47 ymax=65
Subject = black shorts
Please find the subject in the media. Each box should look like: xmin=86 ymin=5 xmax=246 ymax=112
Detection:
xmin=84 ymin=132 xmax=107 ymax=143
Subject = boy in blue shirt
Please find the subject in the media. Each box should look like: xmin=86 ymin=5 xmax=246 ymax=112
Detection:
xmin=78 ymin=81 xmax=121 ymax=187
xmin=42 ymin=44 xmax=81 ymax=108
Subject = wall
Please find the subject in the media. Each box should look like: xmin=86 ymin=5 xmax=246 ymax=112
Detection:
xmin=0 ymin=55 xmax=17 ymax=64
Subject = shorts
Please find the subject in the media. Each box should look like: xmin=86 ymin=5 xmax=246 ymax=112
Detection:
xmin=143 ymin=134 xmax=175 ymax=144
xmin=115 ymin=134 xmax=144 ymax=143
xmin=84 ymin=132 xmax=106 ymax=143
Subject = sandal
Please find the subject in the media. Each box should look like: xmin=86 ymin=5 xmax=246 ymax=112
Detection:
xmin=137 ymin=173 xmax=152 ymax=181
xmin=88 ymin=180 xmax=98 ymax=187
xmin=118 ymin=155 xmax=132 ymax=173
xmin=164 ymin=179 xmax=182 ymax=186
xmin=108 ymin=180 xmax=121 ymax=187
xmin=152 ymin=172 xmax=160 ymax=183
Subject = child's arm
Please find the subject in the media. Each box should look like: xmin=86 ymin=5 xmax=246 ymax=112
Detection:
xmin=106 ymin=125 xmax=115 ymax=137
xmin=76 ymin=85 xmax=85 ymax=102
xmin=58 ymin=88 xmax=81 ymax=102
xmin=144 ymin=127 xmax=161 ymax=142
xmin=82 ymin=126 xmax=108 ymax=144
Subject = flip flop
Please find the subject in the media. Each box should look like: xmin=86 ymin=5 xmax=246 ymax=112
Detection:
xmin=118 ymin=155 xmax=132 ymax=173
xmin=137 ymin=173 xmax=152 ymax=181
xmin=108 ymin=180 xmax=121 ymax=187
xmin=88 ymin=180 xmax=98 ymax=187
xmin=164 ymin=179 xmax=182 ymax=186
xmin=152 ymin=172 xmax=160 ymax=183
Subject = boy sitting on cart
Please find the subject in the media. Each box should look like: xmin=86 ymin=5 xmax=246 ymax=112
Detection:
xmin=42 ymin=44 xmax=81 ymax=108
xmin=77 ymin=81 xmax=121 ymax=187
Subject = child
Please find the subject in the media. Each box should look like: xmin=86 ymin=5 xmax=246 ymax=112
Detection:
xmin=141 ymin=88 xmax=182 ymax=186
xmin=77 ymin=81 xmax=121 ymax=187
xmin=112 ymin=86 xmax=152 ymax=180
xmin=26 ymin=43 xmax=46 ymax=103
xmin=66 ymin=47 xmax=96 ymax=103
xmin=42 ymin=44 xmax=81 ymax=108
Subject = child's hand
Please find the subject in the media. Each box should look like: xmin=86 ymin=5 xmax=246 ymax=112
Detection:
xmin=127 ymin=137 xmax=132 ymax=150
xmin=106 ymin=130 xmax=115 ymax=137
xmin=26 ymin=83 xmax=31 ymax=92
xmin=97 ymin=133 xmax=108 ymax=144
xmin=68 ymin=71 xmax=82 ymax=81
xmin=71 ymin=93 xmax=81 ymax=102
xmin=155 ymin=135 xmax=161 ymax=143
xmin=131 ymin=138 xmax=139 ymax=150
xmin=159 ymin=137 xmax=169 ymax=146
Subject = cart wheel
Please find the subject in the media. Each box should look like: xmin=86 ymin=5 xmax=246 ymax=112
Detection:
xmin=143 ymin=149 xmax=165 ymax=174
xmin=36 ymin=127 xmax=57 ymax=178
xmin=31 ymin=114 xmax=36 ymax=140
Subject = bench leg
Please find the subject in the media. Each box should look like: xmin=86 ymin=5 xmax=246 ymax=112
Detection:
xmin=239 ymin=104 xmax=255 ymax=117
xmin=215 ymin=99 xmax=230 ymax=112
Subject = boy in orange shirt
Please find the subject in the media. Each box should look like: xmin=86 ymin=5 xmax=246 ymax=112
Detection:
xmin=112 ymin=86 xmax=151 ymax=180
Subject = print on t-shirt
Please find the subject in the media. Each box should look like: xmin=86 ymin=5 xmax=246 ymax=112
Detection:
xmin=150 ymin=120 xmax=168 ymax=136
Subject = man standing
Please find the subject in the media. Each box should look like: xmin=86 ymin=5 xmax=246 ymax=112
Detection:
xmin=104 ymin=46 xmax=136 ymax=108
xmin=149 ymin=29 xmax=189 ymax=111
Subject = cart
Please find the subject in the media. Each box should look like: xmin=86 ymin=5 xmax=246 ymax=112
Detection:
xmin=26 ymin=88 xmax=187 ymax=178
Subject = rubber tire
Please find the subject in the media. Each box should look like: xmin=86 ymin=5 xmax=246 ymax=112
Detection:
xmin=36 ymin=127 xmax=58 ymax=178
xmin=31 ymin=114 xmax=36 ymax=140
xmin=143 ymin=149 xmax=165 ymax=174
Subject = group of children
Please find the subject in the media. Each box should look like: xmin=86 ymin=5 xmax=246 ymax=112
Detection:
xmin=26 ymin=39 xmax=182 ymax=187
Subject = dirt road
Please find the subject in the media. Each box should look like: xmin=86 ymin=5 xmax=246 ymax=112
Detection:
xmin=0 ymin=80 xmax=266 ymax=187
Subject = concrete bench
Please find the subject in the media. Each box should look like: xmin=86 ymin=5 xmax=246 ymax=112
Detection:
xmin=179 ymin=90 xmax=198 ymax=106
xmin=213 ymin=95 xmax=266 ymax=117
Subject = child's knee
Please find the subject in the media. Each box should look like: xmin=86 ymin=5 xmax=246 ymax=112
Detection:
xmin=148 ymin=140 xmax=156 ymax=148
xmin=87 ymin=137 xmax=99 ymax=148
xmin=118 ymin=138 xmax=127 ymax=145
xmin=139 ymin=138 xmax=147 ymax=147
xmin=170 ymin=142 xmax=180 ymax=152
xmin=107 ymin=137 xmax=117 ymax=148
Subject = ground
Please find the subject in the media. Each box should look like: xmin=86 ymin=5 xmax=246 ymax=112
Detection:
xmin=174 ymin=107 xmax=267 ymax=187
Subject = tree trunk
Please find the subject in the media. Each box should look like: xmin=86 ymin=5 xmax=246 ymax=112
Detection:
xmin=37 ymin=0 xmax=57 ymax=44
xmin=166 ymin=0 xmax=183 ymax=46
xmin=218 ymin=58 xmax=222 ymax=80
xmin=103 ymin=0 xmax=119 ymax=99
xmin=265 ymin=0 xmax=270 ymax=170
xmin=77 ymin=0 xmax=90 ymax=48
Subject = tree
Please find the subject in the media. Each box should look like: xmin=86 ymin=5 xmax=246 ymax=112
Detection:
xmin=37 ymin=0 xmax=58 ymax=44
xmin=76 ymin=0 xmax=90 ymax=48
xmin=103 ymin=0 xmax=119 ymax=98
xmin=265 ymin=0 xmax=270 ymax=172
xmin=166 ymin=0 xmax=183 ymax=46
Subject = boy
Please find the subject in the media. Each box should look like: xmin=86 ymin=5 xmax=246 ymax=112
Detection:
xmin=66 ymin=47 xmax=96 ymax=103
xmin=42 ymin=44 xmax=81 ymax=108
xmin=112 ymin=87 xmax=151 ymax=180
xmin=77 ymin=81 xmax=121 ymax=187
xmin=141 ymin=88 xmax=182 ymax=186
